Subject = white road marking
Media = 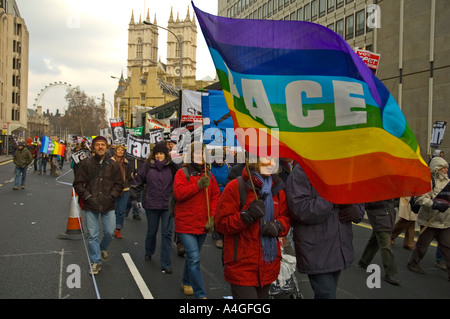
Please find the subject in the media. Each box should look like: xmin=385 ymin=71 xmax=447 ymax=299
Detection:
xmin=122 ymin=253 xmax=154 ymax=299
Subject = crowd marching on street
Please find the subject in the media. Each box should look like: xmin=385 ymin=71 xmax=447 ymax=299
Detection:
xmin=8 ymin=137 xmax=450 ymax=299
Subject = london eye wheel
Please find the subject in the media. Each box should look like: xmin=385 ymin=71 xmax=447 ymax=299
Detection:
xmin=33 ymin=81 xmax=73 ymax=116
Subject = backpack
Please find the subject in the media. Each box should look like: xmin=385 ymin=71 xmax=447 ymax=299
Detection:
xmin=410 ymin=177 xmax=435 ymax=214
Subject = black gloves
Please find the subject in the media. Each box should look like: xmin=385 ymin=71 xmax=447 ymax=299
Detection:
xmin=261 ymin=220 xmax=283 ymax=237
xmin=432 ymin=200 xmax=449 ymax=213
xmin=338 ymin=204 xmax=361 ymax=223
xmin=241 ymin=199 xmax=265 ymax=225
xmin=197 ymin=175 xmax=210 ymax=189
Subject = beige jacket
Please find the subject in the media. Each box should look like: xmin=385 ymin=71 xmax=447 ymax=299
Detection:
xmin=398 ymin=197 xmax=417 ymax=221
xmin=415 ymin=157 xmax=449 ymax=229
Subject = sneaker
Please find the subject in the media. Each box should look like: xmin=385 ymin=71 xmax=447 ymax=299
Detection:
xmin=101 ymin=250 xmax=109 ymax=262
xmin=162 ymin=267 xmax=172 ymax=274
xmin=182 ymin=284 xmax=194 ymax=296
xmin=115 ymin=229 xmax=123 ymax=239
xmin=21 ymin=185 xmax=25 ymax=190
xmin=89 ymin=263 xmax=101 ymax=275
xmin=13 ymin=186 xmax=19 ymax=190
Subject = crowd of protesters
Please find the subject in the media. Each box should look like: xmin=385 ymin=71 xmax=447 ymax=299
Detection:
xmin=11 ymin=136 xmax=449 ymax=299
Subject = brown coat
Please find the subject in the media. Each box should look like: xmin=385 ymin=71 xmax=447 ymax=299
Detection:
xmin=73 ymin=156 xmax=124 ymax=213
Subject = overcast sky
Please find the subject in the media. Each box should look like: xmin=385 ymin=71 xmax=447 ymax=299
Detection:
xmin=18 ymin=0 xmax=218 ymax=117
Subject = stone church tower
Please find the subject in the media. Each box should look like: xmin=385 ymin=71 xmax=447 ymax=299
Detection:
xmin=166 ymin=6 xmax=197 ymax=87
xmin=114 ymin=7 xmax=203 ymax=128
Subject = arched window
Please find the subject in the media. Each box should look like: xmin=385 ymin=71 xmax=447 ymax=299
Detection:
xmin=136 ymin=38 xmax=143 ymax=59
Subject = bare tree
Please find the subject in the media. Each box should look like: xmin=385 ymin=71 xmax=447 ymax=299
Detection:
xmin=61 ymin=87 xmax=106 ymax=137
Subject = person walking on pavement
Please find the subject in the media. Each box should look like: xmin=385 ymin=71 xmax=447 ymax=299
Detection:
xmin=173 ymin=141 xmax=220 ymax=298
xmin=391 ymin=197 xmax=417 ymax=250
xmin=111 ymin=144 xmax=134 ymax=239
xmin=285 ymin=164 xmax=365 ymax=299
xmin=13 ymin=141 xmax=33 ymax=190
xmin=407 ymin=156 xmax=450 ymax=281
xmin=73 ymin=136 xmax=124 ymax=275
xmin=215 ymin=156 xmax=290 ymax=299
xmin=359 ymin=199 xmax=401 ymax=285
xmin=130 ymin=142 xmax=179 ymax=274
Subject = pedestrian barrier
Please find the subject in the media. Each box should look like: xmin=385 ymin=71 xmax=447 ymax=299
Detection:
xmin=56 ymin=188 xmax=85 ymax=240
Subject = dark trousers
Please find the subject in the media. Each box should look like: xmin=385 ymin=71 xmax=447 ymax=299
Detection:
xmin=308 ymin=271 xmax=341 ymax=299
xmin=231 ymin=284 xmax=271 ymax=299
xmin=360 ymin=230 xmax=398 ymax=276
xmin=409 ymin=226 xmax=450 ymax=279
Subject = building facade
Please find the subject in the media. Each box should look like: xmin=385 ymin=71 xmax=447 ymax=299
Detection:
xmin=114 ymin=7 xmax=213 ymax=128
xmin=0 ymin=0 xmax=29 ymax=147
xmin=217 ymin=0 xmax=449 ymax=160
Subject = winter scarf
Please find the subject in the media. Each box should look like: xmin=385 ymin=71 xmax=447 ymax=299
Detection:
xmin=252 ymin=172 xmax=277 ymax=264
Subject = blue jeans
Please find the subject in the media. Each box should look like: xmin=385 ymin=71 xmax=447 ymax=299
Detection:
xmin=308 ymin=271 xmax=341 ymax=299
xmin=115 ymin=191 xmax=130 ymax=229
xmin=14 ymin=166 xmax=28 ymax=187
xmin=84 ymin=210 xmax=116 ymax=264
xmin=145 ymin=209 xmax=173 ymax=269
xmin=179 ymin=233 xmax=207 ymax=299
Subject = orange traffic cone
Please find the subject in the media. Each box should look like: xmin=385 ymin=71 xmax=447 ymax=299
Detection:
xmin=56 ymin=189 xmax=85 ymax=240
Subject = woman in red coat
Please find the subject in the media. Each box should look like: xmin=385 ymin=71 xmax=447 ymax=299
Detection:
xmin=173 ymin=141 xmax=220 ymax=299
xmin=215 ymin=156 xmax=290 ymax=299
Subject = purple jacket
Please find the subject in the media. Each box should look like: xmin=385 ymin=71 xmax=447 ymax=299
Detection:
xmin=130 ymin=159 xmax=178 ymax=210
xmin=285 ymin=164 xmax=365 ymax=275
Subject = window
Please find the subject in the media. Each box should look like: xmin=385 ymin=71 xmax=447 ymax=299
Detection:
xmin=268 ymin=0 xmax=273 ymax=16
xmin=273 ymin=0 xmax=278 ymax=13
xmin=327 ymin=23 xmax=335 ymax=32
xmin=319 ymin=0 xmax=326 ymax=17
xmin=336 ymin=0 xmax=344 ymax=9
xmin=304 ymin=3 xmax=310 ymax=21
xmin=175 ymin=42 xmax=180 ymax=58
xmin=327 ymin=0 xmax=335 ymax=13
xmin=136 ymin=38 xmax=143 ymax=59
xmin=356 ymin=9 xmax=365 ymax=36
xmin=290 ymin=12 xmax=296 ymax=20
xmin=336 ymin=19 xmax=344 ymax=37
xmin=297 ymin=8 xmax=303 ymax=20
xmin=284 ymin=0 xmax=289 ymax=7
xmin=311 ymin=0 xmax=317 ymax=21
xmin=263 ymin=4 xmax=267 ymax=19
xmin=345 ymin=14 xmax=354 ymax=39
xmin=279 ymin=0 xmax=283 ymax=10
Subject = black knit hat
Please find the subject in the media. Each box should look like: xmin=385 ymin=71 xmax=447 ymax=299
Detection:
xmin=153 ymin=142 xmax=169 ymax=157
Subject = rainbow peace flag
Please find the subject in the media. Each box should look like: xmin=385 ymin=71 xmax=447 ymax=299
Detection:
xmin=40 ymin=135 xmax=65 ymax=156
xmin=193 ymin=4 xmax=431 ymax=203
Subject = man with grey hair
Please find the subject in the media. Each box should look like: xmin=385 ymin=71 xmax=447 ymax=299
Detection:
xmin=408 ymin=156 xmax=450 ymax=282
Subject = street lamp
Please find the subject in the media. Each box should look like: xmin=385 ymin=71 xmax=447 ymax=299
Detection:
xmin=143 ymin=20 xmax=182 ymax=90
xmin=97 ymin=97 xmax=113 ymax=119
